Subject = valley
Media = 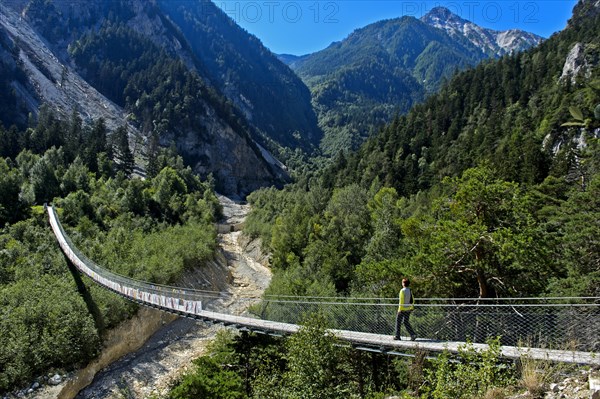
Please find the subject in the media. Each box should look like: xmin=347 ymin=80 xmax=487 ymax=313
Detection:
xmin=0 ymin=0 xmax=599 ymax=397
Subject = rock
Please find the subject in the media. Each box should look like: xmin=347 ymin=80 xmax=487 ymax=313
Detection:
xmin=591 ymin=390 xmax=600 ymax=399
xmin=560 ymin=42 xmax=592 ymax=84
xmin=550 ymin=383 xmax=560 ymax=392
xmin=591 ymin=376 xmax=600 ymax=391
xmin=31 ymin=382 xmax=40 ymax=390
xmin=26 ymin=389 xmax=33 ymax=394
xmin=48 ymin=374 xmax=62 ymax=385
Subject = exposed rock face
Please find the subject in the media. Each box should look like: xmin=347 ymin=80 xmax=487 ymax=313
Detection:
xmin=0 ymin=3 xmax=131 ymax=131
xmin=165 ymin=121 xmax=280 ymax=196
xmin=421 ymin=7 xmax=543 ymax=57
xmin=560 ymin=42 xmax=593 ymax=83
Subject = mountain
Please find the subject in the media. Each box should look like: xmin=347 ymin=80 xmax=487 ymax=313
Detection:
xmin=242 ymin=0 xmax=600 ymax=312
xmin=155 ymin=0 xmax=320 ymax=149
xmin=284 ymin=9 xmax=542 ymax=156
xmin=329 ymin=0 xmax=599 ymax=195
xmin=276 ymin=53 xmax=308 ymax=68
xmin=0 ymin=0 xmax=321 ymax=194
xmin=421 ymin=7 xmax=543 ymax=57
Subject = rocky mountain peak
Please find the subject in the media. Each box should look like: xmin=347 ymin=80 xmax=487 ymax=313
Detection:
xmin=421 ymin=6 xmax=543 ymax=57
xmin=421 ymin=6 xmax=469 ymax=28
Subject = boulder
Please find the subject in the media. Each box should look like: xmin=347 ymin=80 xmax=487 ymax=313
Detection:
xmin=590 ymin=375 xmax=600 ymax=391
xmin=48 ymin=374 xmax=62 ymax=385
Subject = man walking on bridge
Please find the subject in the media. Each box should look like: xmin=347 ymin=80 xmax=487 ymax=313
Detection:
xmin=393 ymin=278 xmax=416 ymax=341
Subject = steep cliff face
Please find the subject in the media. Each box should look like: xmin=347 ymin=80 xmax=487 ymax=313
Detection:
xmin=560 ymin=42 xmax=594 ymax=83
xmin=0 ymin=0 xmax=289 ymax=195
xmin=165 ymin=118 xmax=283 ymax=195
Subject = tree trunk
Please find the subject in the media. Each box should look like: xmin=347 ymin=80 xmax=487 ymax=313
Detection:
xmin=476 ymin=268 xmax=488 ymax=298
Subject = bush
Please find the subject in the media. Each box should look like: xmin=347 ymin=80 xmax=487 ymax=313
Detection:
xmin=168 ymin=357 xmax=246 ymax=399
xmin=423 ymin=338 xmax=515 ymax=399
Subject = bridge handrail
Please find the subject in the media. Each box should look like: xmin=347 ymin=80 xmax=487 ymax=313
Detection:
xmin=261 ymin=297 xmax=600 ymax=307
xmin=259 ymin=299 xmax=600 ymax=308
xmin=264 ymin=295 xmax=600 ymax=302
xmin=47 ymin=205 xmax=220 ymax=302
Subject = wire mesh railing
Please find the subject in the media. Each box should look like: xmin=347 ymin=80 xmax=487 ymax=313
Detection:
xmin=254 ymin=296 xmax=600 ymax=352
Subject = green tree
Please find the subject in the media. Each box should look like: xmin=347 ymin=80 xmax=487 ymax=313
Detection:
xmin=60 ymin=156 xmax=91 ymax=194
xmin=29 ymin=148 xmax=65 ymax=204
xmin=423 ymin=338 xmax=514 ymax=399
xmin=146 ymin=131 xmax=161 ymax=178
xmin=546 ymin=173 xmax=600 ymax=296
xmin=168 ymin=357 xmax=246 ymax=399
xmin=402 ymin=166 xmax=550 ymax=298
xmin=320 ymin=184 xmax=371 ymax=291
xmin=113 ymin=125 xmax=134 ymax=177
xmin=254 ymin=313 xmax=354 ymax=399
xmin=0 ymin=159 xmax=25 ymax=225
xmin=364 ymin=187 xmax=401 ymax=262
xmin=151 ymin=166 xmax=188 ymax=221
xmin=83 ymin=118 xmax=108 ymax=172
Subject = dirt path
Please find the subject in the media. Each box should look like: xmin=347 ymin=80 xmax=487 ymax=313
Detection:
xmin=33 ymin=196 xmax=270 ymax=399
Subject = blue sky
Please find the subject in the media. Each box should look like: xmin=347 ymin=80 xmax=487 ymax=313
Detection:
xmin=214 ymin=0 xmax=578 ymax=55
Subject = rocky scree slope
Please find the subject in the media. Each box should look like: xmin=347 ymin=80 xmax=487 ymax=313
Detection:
xmin=0 ymin=0 xmax=296 ymax=195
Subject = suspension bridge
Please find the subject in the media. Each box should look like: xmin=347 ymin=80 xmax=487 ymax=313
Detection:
xmin=47 ymin=205 xmax=600 ymax=365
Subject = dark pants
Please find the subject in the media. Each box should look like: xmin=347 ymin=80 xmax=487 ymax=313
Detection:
xmin=395 ymin=311 xmax=415 ymax=338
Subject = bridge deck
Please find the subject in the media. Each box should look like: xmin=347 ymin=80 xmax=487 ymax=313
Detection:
xmin=188 ymin=307 xmax=600 ymax=365
xmin=47 ymin=206 xmax=600 ymax=366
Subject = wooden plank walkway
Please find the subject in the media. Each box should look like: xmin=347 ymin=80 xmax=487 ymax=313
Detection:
xmin=47 ymin=205 xmax=600 ymax=366
xmin=189 ymin=307 xmax=600 ymax=365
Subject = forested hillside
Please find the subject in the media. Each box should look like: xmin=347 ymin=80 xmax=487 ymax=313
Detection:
xmin=0 ymin=111 xmax=220 ymax=391
xmin=11 ymin=0 xmax=320 ymax=152
xmin=157 ymin=0 xmax=320 ymax=150
xmin=245 ymin=0 xmax=600 ymax=300
xmin=285 ymin=8 xmax=541 ymax=156
xmin=0 ymin=0 xmax=320 ymax=194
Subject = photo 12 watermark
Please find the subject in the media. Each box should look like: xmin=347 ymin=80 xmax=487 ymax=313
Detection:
xmin=216 ymin=1 xmax=340 ymax=24
xmin=215 ymin=1 xmax=542 ymax=27
xmin=400 ymin=1 xmax=540 ymax=25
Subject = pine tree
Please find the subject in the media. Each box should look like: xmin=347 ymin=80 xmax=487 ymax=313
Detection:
xmin=83 ymin=118 xmax=108 ymax=172
xmin=146 ymin=131 xmax=160 ymax=178
xmin=114 ymin=125 xmax=134 ymax=177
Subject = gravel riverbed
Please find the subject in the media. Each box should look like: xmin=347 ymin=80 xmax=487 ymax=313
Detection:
xmin=29 ymin=196 xmax=270 ymax=399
